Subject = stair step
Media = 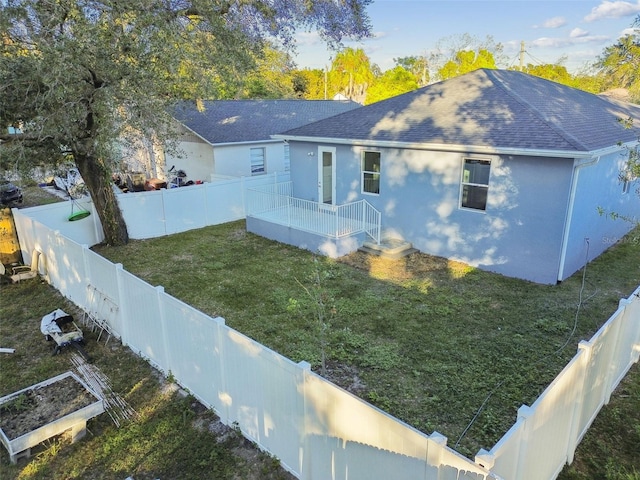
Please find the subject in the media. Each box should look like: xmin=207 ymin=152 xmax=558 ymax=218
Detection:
xmin=360 ymin=239 xmax=418 ymax=259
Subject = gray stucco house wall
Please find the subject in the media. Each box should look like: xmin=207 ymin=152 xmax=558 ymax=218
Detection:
xmin=560 ymin=149 xmax=639 ymax=280
xmin=288 ymin=141 xmax=582 ymax=284
xmin=265 ymin=69 xmax=640 ymax=285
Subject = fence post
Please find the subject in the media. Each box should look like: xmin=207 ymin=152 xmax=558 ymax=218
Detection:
xmin=425 ymin=432 xmax=447 ymax=480
xmin=155 ymin=285 xmax=172 ymax=375
xmin=212 ymin=316 xmax=230 ymax=424
xmin=114 ymin=263 xmax=129 ymax=346
xmin=298 ymin=360 xmax=311 ymax=480
xmin=513 ymin=405 xmax=533 ymax=480
xmin=631 ymin=290 xmax=640 ymax=363
xmin=161 ymin=188 xmax=168 ymax=236
xmin=81 ymin=244 xmax=92 ymax=310
xmin=475 ymin=448 xmax=495 ymax=470
xmin=603 ymin=300 xmax=628 ymax=405
xmin=566 ymin=341 xmax=592 ymax=464
xmin=241 ymin=176 xmax=246 ymax=217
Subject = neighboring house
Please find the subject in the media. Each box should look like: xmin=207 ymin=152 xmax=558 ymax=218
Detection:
xmin=164 ymin=100 xmax=360 ymax=182
xmin=246 ymin=69 xmax=640 ymax=285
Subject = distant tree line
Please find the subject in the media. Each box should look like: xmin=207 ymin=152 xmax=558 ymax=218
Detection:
xmin=242 ymin=20 xmax=640 ymax=105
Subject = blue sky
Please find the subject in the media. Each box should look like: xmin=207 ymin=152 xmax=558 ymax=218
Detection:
xmin=292 ymin=0 xmax=640 ymax=73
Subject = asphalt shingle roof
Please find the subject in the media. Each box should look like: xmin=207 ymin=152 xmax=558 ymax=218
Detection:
xmin=173 ymin=100 xmax=360 ymax=144
xmin=281 ymin=69 xmax=640 ymax=153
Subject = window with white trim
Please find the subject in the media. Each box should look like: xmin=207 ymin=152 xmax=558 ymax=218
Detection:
xmin=250 ymin=147 xmax=266 ymax=175
xmin=460 ymin=158 xmax=490 ymax=211
xmin=362 ymin=151 xmax=380 ymax=194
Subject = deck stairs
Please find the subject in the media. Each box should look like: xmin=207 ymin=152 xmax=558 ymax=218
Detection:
xmin=359 ymin=237 xmax=418 ymax=260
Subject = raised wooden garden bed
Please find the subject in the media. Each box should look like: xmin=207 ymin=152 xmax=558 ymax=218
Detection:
xmin=0 ymin=371 xmax=104 ymax=464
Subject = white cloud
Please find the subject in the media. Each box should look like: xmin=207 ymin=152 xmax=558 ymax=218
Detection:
xmin=584 ymin=1 xmax=640 ymax=22
xmin=295 ymin=31 xmax=322 ymax=47
xmin=570 ymin=28 xmax=590 ymax=38
xmin=532 ymin=34 xmax=609 ymax=48
xmin=620 ymin=27 xmax=637 ymax=35
xmin=539 ymin=16 xmax=567 ymax=28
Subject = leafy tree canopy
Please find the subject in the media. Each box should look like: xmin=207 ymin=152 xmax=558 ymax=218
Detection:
xmin=0 ymin=0 xmax=372 ymax=245
xmin=329 ymin=47 xmax=373 ymax=103
xmin=365 ymin=66 xmax=417 ymax=104
xmin=437 ymin=48 xmax=498 ymax=81
xmin=293 ymin=68 xmax=328 ymax=99
xmin=237 ymin=45 xmax=296 ymax=99
xmin=595 ymin=15 xmax=640 ymax=102
xmin=430 ymin=33 xmax=505 ymax=81
xmin=394 ymin=55 xmax=429 ymax=87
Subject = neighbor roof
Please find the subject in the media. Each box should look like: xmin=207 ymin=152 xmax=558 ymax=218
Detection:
xmin=278 ymin=69 xmax=640 ymax=154
xmin=173 ymin=100 xmax=360 ymax=145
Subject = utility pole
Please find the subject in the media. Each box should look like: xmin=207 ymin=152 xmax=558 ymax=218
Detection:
xmin=324 ymin=65 xmax=328 ymax=100
xmin=422 ymin=50 xmax=428 ymax=86
xmin=519 ymin=41 xmax=525 ymax=71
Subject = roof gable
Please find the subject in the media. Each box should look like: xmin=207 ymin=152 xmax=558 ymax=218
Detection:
xmin=173 ymin=100 xmax=360 ymax=144
xmin=281 ymin=69 xmax=640 ymax=153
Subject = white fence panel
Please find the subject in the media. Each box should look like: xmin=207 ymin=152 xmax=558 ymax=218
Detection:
xmin=13 ymin=200 xmax=102 ymax=247
xmin=116 ymin=270 xmax=168 ymax=371
xmin=576 ymin=308 xmax=622 ymax=438
xmin=204 ymin=180 xmax=249 ymax=224
xmin=300 ymin=371 xmax=490 ymax=480
xmin=157 ymin=295 xmax=226 ymax=411
xmin=220 ymin=328 xmax=304 ymax=475
xmin=518 ymin=355 xmax=587 ymax=480
xmin=476 ymin=420 xmax=526 ymax=479
xmin=118 ymin=190 xmax=168 ymax=239
xmin=83 ymin=252 xmax=122 ymax=336
xmin=485 ymin=286 xmax=640 ymax=480
xmin=48 ymin=235 xmax=89 ymax=305
xmin=162 ymin=185 xmax=209 ymax=235
xmin=609 ymin=294 xmax=640 ymax=389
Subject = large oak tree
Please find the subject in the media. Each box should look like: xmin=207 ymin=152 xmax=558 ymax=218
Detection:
xmin=0 ymin=0 xmax=372 ymax=245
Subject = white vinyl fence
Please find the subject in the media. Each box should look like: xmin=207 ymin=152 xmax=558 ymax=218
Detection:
xmin=10 ymin=177 xmax=640 ymax=480
xmin=19 ymin=172 xmax=290 ymax=246
xmin=12 ymin=214 xmax=492 ymax=480
xmin=476 ymin=287 xmax=640 ymax=480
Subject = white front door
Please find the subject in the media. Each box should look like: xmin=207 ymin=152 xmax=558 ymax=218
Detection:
xmin=318 ymin=146 xmax=336 ymax=205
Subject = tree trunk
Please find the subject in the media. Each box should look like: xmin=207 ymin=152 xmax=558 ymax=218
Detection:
xmin=74 ymin=153 xmax=129 ymax=246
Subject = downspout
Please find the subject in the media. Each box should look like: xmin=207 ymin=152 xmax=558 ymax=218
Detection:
xmin=557 ymin=156 xmax=600 ymax=282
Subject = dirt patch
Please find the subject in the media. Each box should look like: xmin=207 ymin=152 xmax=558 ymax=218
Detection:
xmin=0 ymin=375 xmax=95 ymax=440
xmin=317 ymin=360 xmax=367 ymax=395
xmin=339 ymin=250 xmax=473 ymax=283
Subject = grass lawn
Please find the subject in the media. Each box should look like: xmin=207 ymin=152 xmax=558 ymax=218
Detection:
xmin=1 ymin=186 xmax=638 ymax=478
xmin=0 ymin=279 xmax=295 ymax=480
xmin=91 ymin=219 xmax=640 ymax=461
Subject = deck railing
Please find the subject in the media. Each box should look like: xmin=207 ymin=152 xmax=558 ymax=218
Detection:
xmin=247 ymin=183 xmax=381 ymax=244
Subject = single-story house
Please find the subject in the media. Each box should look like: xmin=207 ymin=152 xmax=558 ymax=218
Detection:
xmin=246 ymin=68 xmax=640 ymax=285
xmin=163 ymin=99 xmax=360 ymax=182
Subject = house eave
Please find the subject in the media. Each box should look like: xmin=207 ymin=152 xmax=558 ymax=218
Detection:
xmin=211 ymin=139 xmax=282 ymax=147
xmin=271 ymin=134 xmax=634 ymax=159
xmin=177 ymin=123 xmax=215 ymax=146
